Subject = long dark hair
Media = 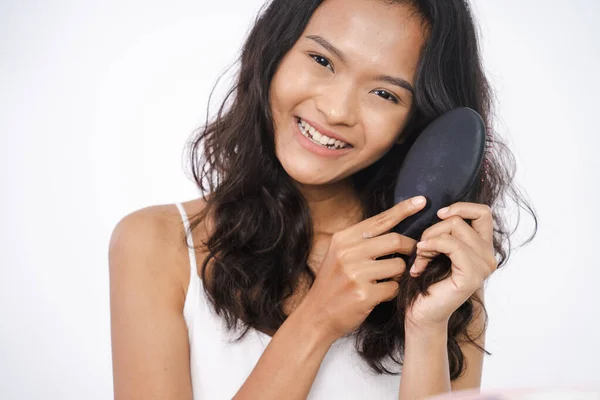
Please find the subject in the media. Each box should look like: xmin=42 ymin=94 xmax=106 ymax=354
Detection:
xmin=185 ymin=0 xmax=538 ymax=380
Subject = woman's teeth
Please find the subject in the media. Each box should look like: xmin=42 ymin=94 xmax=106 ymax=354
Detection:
xmin=297 ymin=118 xmax=349 ymax=149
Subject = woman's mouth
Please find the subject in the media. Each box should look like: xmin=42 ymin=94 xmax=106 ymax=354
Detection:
xmin=296 ymin=117 xmax=352 ymax=150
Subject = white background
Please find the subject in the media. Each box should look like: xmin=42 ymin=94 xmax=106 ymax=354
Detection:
xmin=1 ymin=0 xmax=599 ymax=398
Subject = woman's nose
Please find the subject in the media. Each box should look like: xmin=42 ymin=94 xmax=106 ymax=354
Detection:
xmin=315 ymin=80 xmax=358 ymax=127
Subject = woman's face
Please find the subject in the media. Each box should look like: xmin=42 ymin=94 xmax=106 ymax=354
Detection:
xmin=269 ymin=0 xmax=426 ymax=187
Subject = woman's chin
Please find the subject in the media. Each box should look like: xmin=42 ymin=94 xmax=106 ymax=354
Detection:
xmin=288 ymin=173 xmax=331 ymax=187
xmin=286 ymin=169 xmax=350 ymax=189
xmin=275 ymin=149 xmax=352 ymax=187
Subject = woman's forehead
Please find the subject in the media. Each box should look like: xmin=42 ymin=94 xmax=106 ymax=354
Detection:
xmin=302 ymin=0 xmax=426 ymax=78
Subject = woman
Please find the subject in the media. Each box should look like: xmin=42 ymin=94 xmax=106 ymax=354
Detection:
xmin=109 ymin=0 xmax=537 ymax=398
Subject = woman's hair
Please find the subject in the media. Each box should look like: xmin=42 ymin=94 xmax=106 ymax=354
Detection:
xmin=185 ymin=0 xmax=538 ymax=380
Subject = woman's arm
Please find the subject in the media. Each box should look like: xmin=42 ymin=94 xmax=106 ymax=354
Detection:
xmin=450 ymin=290 xmax=486 ymax=391
xmin=109 ymin=208 xmax=193 ymax=400
xmin=232 ymin=295 xmax=336 ymax=399
xmin=110 ymin=206 xmax=335 ymax=399
xmin=399 ymin=319 xmax=451 ymax=399
xmin=398 ymin=289 xmax=486 ymax=399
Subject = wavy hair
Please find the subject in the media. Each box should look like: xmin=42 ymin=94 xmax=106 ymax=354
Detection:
xmin=185 ymin=0 xmax=538 ymax=380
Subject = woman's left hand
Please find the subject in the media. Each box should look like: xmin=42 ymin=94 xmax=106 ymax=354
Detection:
xmin=405 ymin=202 xmax=498 ymax=329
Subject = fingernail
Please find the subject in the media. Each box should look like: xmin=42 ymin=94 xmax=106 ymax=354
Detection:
xmin=438 ymin=207 xmax=449 ymax=215
xmin=412 ymin=196 xmax=425 ymax=205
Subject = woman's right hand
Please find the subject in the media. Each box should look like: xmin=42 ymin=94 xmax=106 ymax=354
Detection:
xmin=301 ymin=195 xmax=428 ymax=342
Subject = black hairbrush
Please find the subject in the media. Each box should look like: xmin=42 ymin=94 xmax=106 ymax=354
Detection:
xmin=392 ymin=107 xmax=486 ymax=241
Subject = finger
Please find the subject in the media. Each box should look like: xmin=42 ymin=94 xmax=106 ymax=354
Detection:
xmin=414 ymin=234 xmax=491 ymax=281
xmin=410 ymin=253 xmax=436 ymax=276
xmin=354 ymin=196 xmax=427 ymax=240
xmin=421 ymin=215 xmax=485 ymax=255
xmin=410 ymin=246 xmax=439 ymax=276
xmin=437 ymin=202 xmax=494 ymax=245
xmin=356 ymin=232 xmax=417 ymax=259
xmin=358 ymin=258 xmax=407 ymax=282
xmin=420 ymin=215 xmax=495 ymax=271
xmin=372 ymin=280 xmax=400 ymax=303
xmin=416 ymin=248 xmax=438 ymax=258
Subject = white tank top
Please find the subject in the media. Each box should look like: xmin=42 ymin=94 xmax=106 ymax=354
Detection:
xmin=175 ymin=202 xmax=402 ymax=399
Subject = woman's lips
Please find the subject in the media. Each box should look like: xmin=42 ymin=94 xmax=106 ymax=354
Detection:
xmin=294 ymin=116 xmax=353 ymax=158
xmin=296 ymin=116 xmax=353 ymax=148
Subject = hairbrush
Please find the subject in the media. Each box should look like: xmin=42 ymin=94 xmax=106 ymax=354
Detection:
xmin=392 ymin=107 xmax=486 ymax=241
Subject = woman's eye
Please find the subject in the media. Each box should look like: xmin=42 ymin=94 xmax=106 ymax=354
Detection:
xmin=372 ymin=89 xmax=400 ymax=104
xmin=309 ymin=54 xmax=333 ymax=72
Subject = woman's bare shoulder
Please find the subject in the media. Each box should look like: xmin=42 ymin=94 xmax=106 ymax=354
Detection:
xmin=108 ymin=197 xmax=211 ymax=300
xmin=108 ymin=199 xmax=210 ymax=399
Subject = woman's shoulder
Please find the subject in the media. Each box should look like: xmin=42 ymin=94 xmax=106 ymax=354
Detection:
xmin=108 ymin=197 xmax=212 ymax=301
xmin=108 ymin=200 xmax=210 ymax=398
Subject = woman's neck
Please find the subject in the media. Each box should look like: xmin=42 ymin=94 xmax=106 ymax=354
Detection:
xmin=297 ymin=179 xmax=364 ymax=236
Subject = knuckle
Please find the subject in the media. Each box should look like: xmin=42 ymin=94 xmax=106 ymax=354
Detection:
xmin=482 ymin=204 xmax=492 ymax=215
xmin=389 ymin=232 xmax=404 ymax=248
xmin=395 ymin=258 xmax=407 ymax=273
xmin=449 ymin=215 xmax=464 ymax=226
xmin=343 ymin=265 xmax=359 ymax=282
xmin=420 ymin=229 xmax=434 ymax=241
xmin=373 ymin=211 xmax=392 ymax=228
xmin=354 ymin=289 xmax=369 ymax=304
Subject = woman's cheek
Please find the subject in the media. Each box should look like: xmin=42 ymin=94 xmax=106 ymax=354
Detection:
xmin=362 ymin=109 xmax=398 ymax=136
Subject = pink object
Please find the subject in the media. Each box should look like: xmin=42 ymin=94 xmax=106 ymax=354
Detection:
xmin=426 ymin=387 xmax=600 ymax=400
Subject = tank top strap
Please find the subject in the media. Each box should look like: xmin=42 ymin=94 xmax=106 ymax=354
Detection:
xmin=175 ymin=202 xmax=199 ymax=282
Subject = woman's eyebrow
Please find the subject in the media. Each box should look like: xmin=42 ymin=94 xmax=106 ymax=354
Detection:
xmin=305 ymin=34 xmax=346 ymax=63
xmin=375 ymin=74 xmax=415 ymax=95
xmin=304 ymin=34 xmax=415 ymax=95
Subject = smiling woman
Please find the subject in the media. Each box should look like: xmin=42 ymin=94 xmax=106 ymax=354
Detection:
xmin=108 ymin=0 xmax=537 ymax=399
xmin=270 ymin=2 xmax=424 ymax=183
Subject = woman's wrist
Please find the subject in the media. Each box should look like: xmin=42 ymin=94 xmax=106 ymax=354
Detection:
xmin=400 ymin=315 xmax=451 ymax=398
xmin=404 ymin=315 xmax=449 ymax=338
xmin=288 ymin=294 xmax=339 ymax=346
